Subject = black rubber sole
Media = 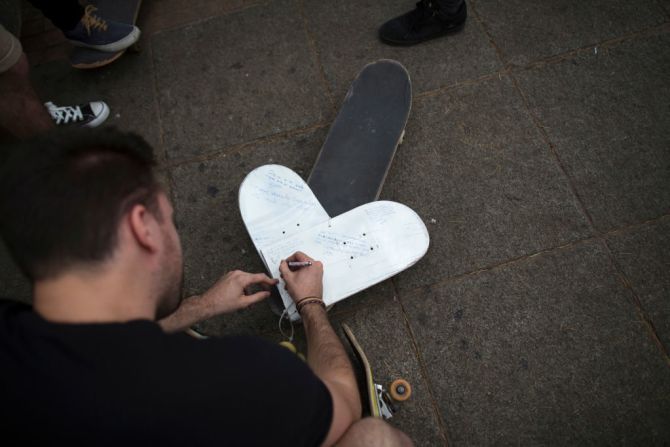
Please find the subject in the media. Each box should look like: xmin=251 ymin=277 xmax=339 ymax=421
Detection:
xmin=379 ymin=21 xmax=466 ymax=46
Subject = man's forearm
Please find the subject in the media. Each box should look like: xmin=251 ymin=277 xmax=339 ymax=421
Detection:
xmin=157 ymin=295 xmax=212 ymax=333
xmin=301 ymin=305 xmax=362 ymax=416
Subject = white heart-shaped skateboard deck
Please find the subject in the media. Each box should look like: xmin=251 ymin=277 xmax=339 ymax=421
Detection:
xmin=239 ymin=165 xmax=429 ymax=320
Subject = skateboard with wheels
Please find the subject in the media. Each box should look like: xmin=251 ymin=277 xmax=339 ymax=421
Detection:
xmin=70 ymin=0 xmax=142 ymax=69
xmin=342 ymin=324 xmax=412 ymax=419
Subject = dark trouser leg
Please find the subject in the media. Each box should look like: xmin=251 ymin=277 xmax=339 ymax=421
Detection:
xmin=27 ymin=0 xmax=83 ymax=32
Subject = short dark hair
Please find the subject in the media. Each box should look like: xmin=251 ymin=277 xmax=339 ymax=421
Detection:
xmin=0 ymin=127 xmax=161 ymax=281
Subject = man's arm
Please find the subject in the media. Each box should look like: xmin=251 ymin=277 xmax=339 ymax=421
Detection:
xmin=279 ymin=253 xmax=362 ymax=447
xmin=301 ymin=304 xmax=362 ymax=446
xmin=158 ymin=270 xmax=277 ymax=333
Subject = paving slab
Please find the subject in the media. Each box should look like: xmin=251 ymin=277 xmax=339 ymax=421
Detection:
xmin=473 ymin=0 xmax=667 ymax=66
xmin=606 ymin=216 xmax=670 ymax=349
xmin=138 ymin=0 xmax=261 ymax=35
xmin=335 ymin=296 xmax=446 ymax=446
xmin=169 ymin=128 xmax=326 ymax=334
xmin=152 ymin=0 xmax=330 ymax=160
xmin=382 ymin=76 xmax=591 ymax=293
xmin=515 ymin=32 xmax=670 ymax=232
xmin=403 ymin=240 xmax=670 ymax=445
xmin=30 ymin=52 xmax=163 ymax=159
xmin=302 ymin=0 xmax=501 ymax=99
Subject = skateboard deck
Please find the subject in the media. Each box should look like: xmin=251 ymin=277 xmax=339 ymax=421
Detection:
xmin=308 ymin=59 xmax=412 ymax=217
xmin=70 ymin=0 xmax=142 ymax=69
xmin=342 ymin=324 xmax=395 ymax=419
xmin=239 ymin=165 xmax=429 ymax=321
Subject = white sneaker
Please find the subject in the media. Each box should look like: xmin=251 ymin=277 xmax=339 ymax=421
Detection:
xmin=45 ymin=101 xmax=110 ymax=128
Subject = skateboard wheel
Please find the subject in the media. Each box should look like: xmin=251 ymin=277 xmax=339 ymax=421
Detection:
xmin=390 ymin=379 xmax=412 ymax=401
xmin=279 ymin=341 xmax=297 ymax=353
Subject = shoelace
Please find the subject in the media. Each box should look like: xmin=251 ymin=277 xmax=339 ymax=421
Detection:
xmin=80 ymin=5 xmax=108 ymax=35
xmin=47 ymin=104 xmax=84 ymax=124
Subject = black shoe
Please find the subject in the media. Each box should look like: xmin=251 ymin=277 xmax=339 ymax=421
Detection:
xmin=379 ymin=0 xmax=467 ymax=46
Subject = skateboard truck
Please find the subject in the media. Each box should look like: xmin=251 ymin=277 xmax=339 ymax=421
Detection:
xmin=342 ymin=323 xmax=412 ymax=421
xmin=376 ymin=384 xmax=396 ymax=419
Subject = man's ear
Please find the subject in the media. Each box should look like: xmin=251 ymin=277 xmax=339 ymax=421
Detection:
xmin=127 ymin=204 xmax=160 ymax=252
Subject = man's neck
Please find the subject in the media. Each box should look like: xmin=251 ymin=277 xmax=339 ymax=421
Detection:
xmin=33 ymin=269 xmax=156 ymax=324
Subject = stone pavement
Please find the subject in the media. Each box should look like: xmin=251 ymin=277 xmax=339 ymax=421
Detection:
xmin=1 ymin=0 xmax=669 ymax=444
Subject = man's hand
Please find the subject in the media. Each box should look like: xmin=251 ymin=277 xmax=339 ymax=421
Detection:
xmin=158 ymin=270 xmax=277 ymax=333
xmin=279 ymin=252 xmax=323 ymax=303
xmin=201 ymin=270 xmax=278 ymax=315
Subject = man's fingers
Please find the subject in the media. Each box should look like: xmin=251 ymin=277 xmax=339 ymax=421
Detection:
xmin=292 ymin=251 xmax=315 ymax=262
xmin=245 ymin=272 xmax=278 ymax=287
xmin=242 ymin=290 xmax=270 ymax=306
xmin=279 ymin=259 xmax=293 ymax=277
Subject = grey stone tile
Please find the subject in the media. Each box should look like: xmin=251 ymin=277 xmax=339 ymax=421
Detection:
xmin=30 ymin=52 xmax=162 ymax=159
xmin=382 ymin=76 xmax=591 ymax=292
xmin=473 ymin=0 xmax=667 ymax=66
xmin=0 ymin=240 xmax=31 ymax=304
xmin=169 ymin=128 xmax=326 ymax=335
xmin=329 ymin=281 xmax=397 ymax=318
xmin=139 ymin=0 xmax=261 ymax=35
xmin=515 ymin=33 xmax=670 ymax=232
xmin=303 ymin=0 xmax=501 ymax=99
xmin=335 ymin=297 xmax=446 ymax=446
xmin=606 ymin=216 xmax=670 ymax=349
xmin=152 ymin=0 xmax=330 ymax=160
xmin=404 ymin=240 xmax=670 ymax=445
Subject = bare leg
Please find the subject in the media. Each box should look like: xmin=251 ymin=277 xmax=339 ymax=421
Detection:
xmin=336 ymin=417 xmax=414 ymax=447
xmin=0 ymin=52 xmax=53 ymax=138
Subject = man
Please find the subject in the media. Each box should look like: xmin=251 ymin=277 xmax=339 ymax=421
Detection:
xmin=379 ymin=0 xmax=467 ymax=46
xmin=0 ymin=128 xmax=413 ymax=446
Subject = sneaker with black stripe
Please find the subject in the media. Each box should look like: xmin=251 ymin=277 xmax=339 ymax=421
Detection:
xmin=45 ymin=101 xmax=110 ymax=128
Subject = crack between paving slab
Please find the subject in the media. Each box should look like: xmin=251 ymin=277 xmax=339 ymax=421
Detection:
xmin=412 ymin=7 xmax=670 ymax=105
xmin=392 ymin=278 xmax=451 ymax=447
xmin=148 ymin=38 xmax=178 ymax=204
xmin=401 ymin=236 xmax=600 ymax=296
xmin=469 ymin=0 xmax=508 ymax=66
xmin=602 ymin=213 xmax=670 ymax=238
xmin=162 ymin=121 xmax=330 ymax=169
xmin=147 ymin=38 xmax=170 ymax=166
xmin=598 ymin=238 xmax=670 ymax=367
xmin=508 ymin=72 xmax=599 ymax=231
xmin=508 ymin=64 xmax=670 ymax=365
xmin=512 ymin=23 xmax=670 ymax=73
xmin=400 ymin=212 xmax=670 ymax=301
xmin=148 ymin=1 xmax=269 ymax=37
xmin=414 ymin=71 xmax=507 ymax=101
xmin=297 ymin=0 xmax=336 ymax=114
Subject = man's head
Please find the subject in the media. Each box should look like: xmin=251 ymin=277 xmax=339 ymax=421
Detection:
xmin=0 ymin=127 xmax=183 ymax=319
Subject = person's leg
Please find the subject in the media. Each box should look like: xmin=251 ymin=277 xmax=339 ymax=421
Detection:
xmin=27 ymin=0 xmax=82 ymax=32
xmin=0 ymin=25 xmax=53 ymax=138
xmin=379 ymin=0 xmax=467 ymax=46
xmin=335 ymin=418 xmax=414 ymax=447
xmin=28 ymin=0 xmax=140 ymax=53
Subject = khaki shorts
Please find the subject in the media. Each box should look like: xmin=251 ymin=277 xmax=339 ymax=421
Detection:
xmin=0 ymin=24 xmax=22 ymax=73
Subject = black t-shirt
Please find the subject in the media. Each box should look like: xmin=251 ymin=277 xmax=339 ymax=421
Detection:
xmin=0 ymin=299 xmax=332 ymax=446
